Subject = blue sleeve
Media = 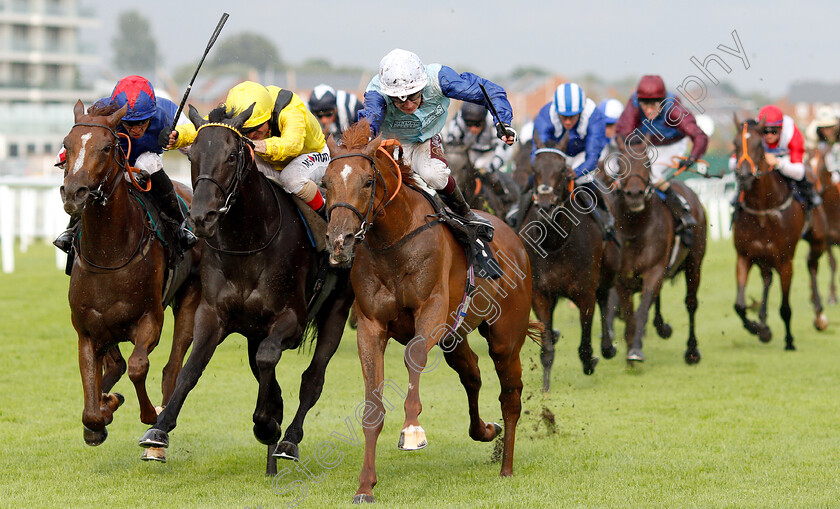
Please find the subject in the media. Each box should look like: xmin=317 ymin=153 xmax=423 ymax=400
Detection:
xmin=578 ymin=110 xmax=608 ymax=176
xmin=530 ymin=104 xmax=556 ymax=162
xmin=437 ymin=66 xmax=513 ymax=125
xmin=358 ymin=90 xmax=386 ymax=136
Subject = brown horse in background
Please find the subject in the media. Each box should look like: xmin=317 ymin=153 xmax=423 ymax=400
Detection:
xmin=61 ymin=101 xmax=201 ymax=458
xmin=446 ymin=141 xmax=518 ymax=220
xmin=732 ymin=117 xmax=827 ymax=349
xmin=811 ymin=147 xmax=840 ymax=305
xmin=612 ymin=136 xmax=706 ymax=364
xmin=324 ymin=120 xmax=541 ymax=503
xmin=518 ymin=132 xmax=619 ymax=390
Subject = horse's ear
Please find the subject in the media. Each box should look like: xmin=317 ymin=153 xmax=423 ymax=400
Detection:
xmin=230 ymin=103 xmax=256 ymax=130
xmin=615 ymin=133 xmax=626 ymax=152
xmin=533 ymin=130 xmax=544 ymax=149
xmin=326 ymin=134 xmax=340 ymax=155
xmin=756 ymin=117 xmax=765 ymax=134
xmin=188 ymin=104 xmax=206 ymax=129
xmin=363 ymin=134 xmax=382 ymax=159
xmin=106 ymin=104 xmax=128 ymax=128
xmin=733 ymin=112 xmax=740 ymax=130
xmin=73 ymin=100 xmax=86 ymax=122
xmin=557 ymin=129 xmax=570 ymax=152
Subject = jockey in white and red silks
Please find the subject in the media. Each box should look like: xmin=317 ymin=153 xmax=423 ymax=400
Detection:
xmin=358 ymin=48 xmax=517 ymax=238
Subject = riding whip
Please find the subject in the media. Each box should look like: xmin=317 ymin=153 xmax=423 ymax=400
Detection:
xmin=478 ymin=83 xmax=509 ymax=139
xmin=167 ymin=13 xmax=229 ymax=142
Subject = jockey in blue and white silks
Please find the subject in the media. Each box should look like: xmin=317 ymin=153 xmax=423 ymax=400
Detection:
xmin=531 ymin=83 xmax=608 ymax=185
xmin=358 ymin=49 xmax=516 ymax=237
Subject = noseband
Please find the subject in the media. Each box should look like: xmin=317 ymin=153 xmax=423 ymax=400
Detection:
xmin=327 ymin=151 xmax=401 ymax=241
xmin=70 ymin=122 xmax=129 ymax=206
xmin=192 ymin=122 xmax=254 ymax=215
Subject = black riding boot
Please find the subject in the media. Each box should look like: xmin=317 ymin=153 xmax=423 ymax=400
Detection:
xmin=440 ymin=184 xmax=494 ymax=241
xmin=581 ymin=181 xmax=617 ymax=244
xmin=150 ymin=171 xmax=197 ymax=250
xmin=794 ymin=178 xmax=822 ymax=210
xmin=53 ymin=215 xmax=80 ymax=254
xmin=663 ymin=186 xmax=696 ymax=247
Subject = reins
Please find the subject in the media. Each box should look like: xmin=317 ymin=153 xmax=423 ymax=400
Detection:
xmin=327 ymin=145 xmax=403 ymax=241
xmin=192 ymin=122 xmax=284 ymax=256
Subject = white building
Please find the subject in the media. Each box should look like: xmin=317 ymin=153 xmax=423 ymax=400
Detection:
xmin=0 ymin=0 xmax=100 ymax=174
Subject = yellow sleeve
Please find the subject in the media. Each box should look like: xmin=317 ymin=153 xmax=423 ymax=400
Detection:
xmin=172 ymin=123 xmax=198 ymax=149
xmin=262 ymin=96 xmax=309 ymax=162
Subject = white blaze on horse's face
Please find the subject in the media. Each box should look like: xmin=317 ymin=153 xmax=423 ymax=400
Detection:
xmin=341 ymin=164 xmax=353 ymax=185
xmin=73 ymin=132 xmax=92 ymax=175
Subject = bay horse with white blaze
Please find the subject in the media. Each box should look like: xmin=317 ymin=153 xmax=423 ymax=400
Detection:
xmin=139 ymin=104 xmax=354 ymax=474
xmin=732 ymin=117 xmax=827 ymax=349
xmin=324 ymin=120 xmax=541 ymax=503
xmin=61 ymin=101 xmax=202 ymax=460
xmin=612 ymin=136 xmax=707 ymax=364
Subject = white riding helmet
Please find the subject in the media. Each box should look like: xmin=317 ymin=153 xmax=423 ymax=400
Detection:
xmin=378 ymin=48 xmax=428 ymax=100
xmin=815 ymin=105 xmax=838 ymax=128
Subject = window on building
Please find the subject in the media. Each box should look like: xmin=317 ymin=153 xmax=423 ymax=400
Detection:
xmin=11 ymin=63 xmax=29 ymax=86
xmin=26 ymin=144 xmax=36 ymax=155
xmin=9 ymin=144 xmax=19 ymax=158
xmin=44 ymin=144 xmax=53 ymax=155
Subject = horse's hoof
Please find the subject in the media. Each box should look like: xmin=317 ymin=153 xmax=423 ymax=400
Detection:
xmin=582 ymin=356 xmax=599 ymax=375
xmin=602 ymin=344 xmax=617 ymax=359
xmin=272 ymin=441 xmax=300 ymax=461
xmin=626 ymin=349 xmax=645 ymax=363
xmin=490 ymin=422 xmax=503 ymax=439
xmin=113 ymin=393 xmax=125 ymax=407
xmin=685 ymin=350 xmax=701 ymax=365
xmin=398 ymin=425 xmax=427 ymax=450
xmin=253 ymin=421 xmax=282 ymax=446
xmin=141 ymin=447 xmax=167 ymax=462
xmin=139 ymin=428 xmax=169 ymax=448
xmin=83 ymin=426 xmax=107 ymax=446
xmin=785 ymin=344 xmax=797 ymax=351
xmin=758 ymin=327 xmax=772 ymax=343
xmin=656 ymin=323 xmax=672 ymax=339
xmin=352 ymin=494 xmax=376 ymax=504
xmin=814 ymin=313 xmax=829 ymax=331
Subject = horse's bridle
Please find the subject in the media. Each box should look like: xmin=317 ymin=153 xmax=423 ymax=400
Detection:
xmin=192 ymin=122 xmax=254 ymax=215
xmin=532 ymin=147 xmax=575 ymax=207
xmin=70 ymin=122 xmax=129 ymax=206
xmin=327 ymin=152 xmax=395 ymax=241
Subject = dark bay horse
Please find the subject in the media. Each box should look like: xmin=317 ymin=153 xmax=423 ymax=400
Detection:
xmin=518 ymin=132 xmax=619 ymax=390
xmin=139 ymin=105 xmax=354 ymax=473
xmin=613 ymin=137 xmax=706 ymax=364
xmin=324 ymin=120 xmax=541 ymax=503
xmin=61 ymin=101 xmax=201 ymax=459
xmin=733 ymin=118 xmax=826 ymax=349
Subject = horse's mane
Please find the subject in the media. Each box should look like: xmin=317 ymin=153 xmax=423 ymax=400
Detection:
xmin=88 ymin=100 xmax=120 ymax=117
xmin=339 ymin=119 xmax=419 ymax=187
xmin=208 ymin=104 xmax=231 ymax=123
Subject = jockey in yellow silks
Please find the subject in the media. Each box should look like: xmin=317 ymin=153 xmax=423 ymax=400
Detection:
xmin=171 ymin=81 xmax=329 ymax=214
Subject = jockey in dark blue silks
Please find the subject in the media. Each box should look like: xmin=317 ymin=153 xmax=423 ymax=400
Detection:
xmin=508 ymin=83 xmax=614 ymax=234
xmin=53 ymin=75 xmax=196 ymax=254
xmin=358 ymin=48 xmax=517 ymax=239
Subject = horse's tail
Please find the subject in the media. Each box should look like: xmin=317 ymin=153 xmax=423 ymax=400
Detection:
xmin=526 ymin=320 xmax=545 ymax=346
xmin=296 ymin=315 xmax=319 ymax=353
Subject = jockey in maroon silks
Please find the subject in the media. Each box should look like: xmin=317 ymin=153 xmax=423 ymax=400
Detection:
xmin=612 ymin=74 xmax=708 ymax=246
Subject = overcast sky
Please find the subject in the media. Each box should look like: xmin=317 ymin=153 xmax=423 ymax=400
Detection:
xmin=89 ymin=0 xmax=840 ymax=98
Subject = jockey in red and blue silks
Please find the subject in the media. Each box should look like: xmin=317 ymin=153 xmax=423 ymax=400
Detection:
xmin=613 ymin=75 xmax=707 ymax=246
xmin=358 ymin=48 xmax=517 ymax=239
xmin=53 ymin=75 xmax=196 ymax=254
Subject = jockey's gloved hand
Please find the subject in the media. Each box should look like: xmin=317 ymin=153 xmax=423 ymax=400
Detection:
xmin=495 ymin=122 xmax=517 ymax=142
xmin=678 ymin=156 xmax=697 ymax=170
xmin=158 ymin=129 xmax=173 ymax=149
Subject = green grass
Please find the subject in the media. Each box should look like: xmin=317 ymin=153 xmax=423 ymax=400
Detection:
xmin=2 ymin=240 xmax=840 ymax=508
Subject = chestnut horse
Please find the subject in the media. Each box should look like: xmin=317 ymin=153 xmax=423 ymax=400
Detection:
xmin=324 ymin=120 xmax=541 ymax=503
xmin=518 ymin=132 xmax=619 ymax=390
xmin=612 ymin=137 xmax=707 ymax=364
xmin=139 ymin=105 xmax=354 ymax=474
xmin=61 ymin=101 xmax=201 ymax=457
xmin=811 ymin=147 xmax=840 ymax=305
